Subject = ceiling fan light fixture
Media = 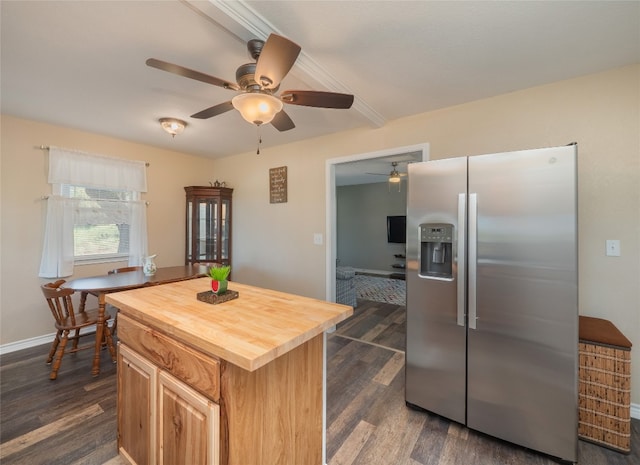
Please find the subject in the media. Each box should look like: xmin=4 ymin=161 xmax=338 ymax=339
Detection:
xmin=388 ymin=173 xmax=401 ymax=192
xmin=159 ymin=118 xmax=187 ymax=137
xmin=388 ymin=163 xmax=403 ymax=192
xmin=232 ymin=92 xmax=283 ymax=126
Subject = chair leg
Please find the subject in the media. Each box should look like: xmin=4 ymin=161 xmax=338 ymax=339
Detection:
xmin=50 ymin=330 xmax=69 ymax=380
xmin=71 ymin=328 xmax=81 ymax=350
xmin=47 ymin=331 xmax=62 ymax=364
xmin=111 ymin=312 xmax=118 ymax=336
xmin=102 ymin=322 xmax=117 ymax=364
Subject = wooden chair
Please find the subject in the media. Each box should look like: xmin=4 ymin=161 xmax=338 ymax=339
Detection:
xmin=105 ymin=266 xmax=143 ymax=335
xmin=41 ymin=280 xmax=116 ymax=380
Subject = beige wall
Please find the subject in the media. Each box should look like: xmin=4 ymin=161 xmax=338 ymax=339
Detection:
xmin=0 ymin=116 xmax=215 ymax=344
xmin=1 ymin=64 xmax=638 ymax=405
xmin=215 ymin=64 xmax=640 ymax=405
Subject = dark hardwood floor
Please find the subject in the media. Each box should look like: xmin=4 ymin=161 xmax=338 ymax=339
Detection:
xmin=1 ymin=300 xmax=638 ymax=464
xmin=0 ymin=338 xmax=119 ymax=465
xmin=327 ymin=301 xmax=640 ymax=465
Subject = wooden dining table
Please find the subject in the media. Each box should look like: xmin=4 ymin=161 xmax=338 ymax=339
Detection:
xmin=62 ymin=264 xmax=209 ymax=376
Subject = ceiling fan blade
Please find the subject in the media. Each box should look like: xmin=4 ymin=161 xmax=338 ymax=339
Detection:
xmin=280 ymin=90 xmax=354 ymax=109
xmin=146 ymin=58 xmax=239 ymax=91
xmin=254 ymin=34 xmax=301 ymax=90
xmin=190 ymin=101 xmax=234 ymax=119
xmin=271 ymin=110 xmax=295 ymax=132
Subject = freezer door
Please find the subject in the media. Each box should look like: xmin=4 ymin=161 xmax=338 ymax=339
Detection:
xmin=405 ymin=157 xmax=467 ymax=424
xmin=466 ymin=146 xmax=578 ymax=462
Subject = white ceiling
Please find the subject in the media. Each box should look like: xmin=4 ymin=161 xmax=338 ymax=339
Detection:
xmin=2 ymin=1 xmax=639 ymax=182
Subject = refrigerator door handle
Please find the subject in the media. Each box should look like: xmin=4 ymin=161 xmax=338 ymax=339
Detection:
xmin=457 ymin=193 xmax=466 ymax=327
xmin=468 ymin=193 xmax=478 ymax=330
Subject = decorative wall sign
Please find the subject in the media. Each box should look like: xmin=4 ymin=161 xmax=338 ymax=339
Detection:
xmin=269 ymin=166 xmax=288 ymax=204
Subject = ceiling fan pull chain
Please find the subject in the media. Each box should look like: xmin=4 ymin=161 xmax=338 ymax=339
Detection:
xmin=256 ymin=125 xmax=262 ymax=155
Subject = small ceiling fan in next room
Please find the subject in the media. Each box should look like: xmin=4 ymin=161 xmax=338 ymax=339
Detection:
xmin=367 ymin=162 xmax=408 ymax=182
xmin=367 ymin=162 xmax=409 ymax=192
xmin=146 ymin=33 xmax=354 ymax=151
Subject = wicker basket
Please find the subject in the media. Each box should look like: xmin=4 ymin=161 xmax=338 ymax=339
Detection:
xmin=578 ymin=316 xmax=632 ymax=453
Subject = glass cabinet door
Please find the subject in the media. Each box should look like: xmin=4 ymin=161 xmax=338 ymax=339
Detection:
xmin=221 ymin=198 xmax=230 ymax=262
xmin=185 ymin=186 xmax=233 ymax=266
xmin=197 ymin=198 xmax=217 ymax=262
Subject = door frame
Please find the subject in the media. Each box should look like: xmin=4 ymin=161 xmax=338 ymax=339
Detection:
xmin=324 ymin=143 xmax=430 ymax=302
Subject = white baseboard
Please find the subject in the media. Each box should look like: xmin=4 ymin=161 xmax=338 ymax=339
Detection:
xmin=0 ymin=323 xmax=106 ymax=356
xmin=2 ymin=333 xmax=639 ymax=420
xmin=0 ymin=332 xmax=55 ymax=355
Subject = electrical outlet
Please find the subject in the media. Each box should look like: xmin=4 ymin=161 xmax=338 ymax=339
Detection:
xmin=606 ymin=239 xmax=621 ymax=257
xmin=313 ymin=233 xmax=323 ymax=245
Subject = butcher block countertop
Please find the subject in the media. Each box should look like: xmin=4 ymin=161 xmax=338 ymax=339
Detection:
xmin=106 ymin=277 xmax=353 ymax=372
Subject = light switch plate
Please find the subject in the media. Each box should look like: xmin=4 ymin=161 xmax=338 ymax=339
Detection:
xmin=313 ymin=233 xmax=323 ymax=245
xmin=606 ymin=239 xmax=621 ymax=257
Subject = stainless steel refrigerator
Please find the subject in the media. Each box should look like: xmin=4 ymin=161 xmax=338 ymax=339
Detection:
xmin=405 ymin=145 xmax=578 ymax=462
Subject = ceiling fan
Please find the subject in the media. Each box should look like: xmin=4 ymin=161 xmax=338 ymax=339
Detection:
xmin=146 ymin=34 xmax=354 ymax=132
xmin=367 ymin=162 xmax=408 ymax=183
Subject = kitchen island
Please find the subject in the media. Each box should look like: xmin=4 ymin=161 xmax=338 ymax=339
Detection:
xmin=106 ymin=277 xmax=353 ymax=465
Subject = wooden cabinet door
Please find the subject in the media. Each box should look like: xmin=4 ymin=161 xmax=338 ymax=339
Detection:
xmin=118 ymin=344 xmax=157 ymax=465
xmin=158 ymin=371 xmax=220 ymax=465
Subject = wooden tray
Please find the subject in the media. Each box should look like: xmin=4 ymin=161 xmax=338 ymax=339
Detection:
xmin=197 ymin=290 xmax=239 ymax=305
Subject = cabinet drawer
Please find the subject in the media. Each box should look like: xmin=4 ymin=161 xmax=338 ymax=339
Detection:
xmin=118 ymin=313 xmax=220 ymax=401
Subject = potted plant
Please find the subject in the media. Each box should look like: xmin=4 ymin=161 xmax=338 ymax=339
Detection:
xmin=209 ymin=265 xmax=230 ymax=295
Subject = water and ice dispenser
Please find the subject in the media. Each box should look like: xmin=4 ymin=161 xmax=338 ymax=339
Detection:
xmin=419 ymin=223 xmax=454 ymax=279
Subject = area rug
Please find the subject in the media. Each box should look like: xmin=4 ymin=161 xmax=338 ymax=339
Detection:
xmin=354 ymin=274 xmax=406 ymax=306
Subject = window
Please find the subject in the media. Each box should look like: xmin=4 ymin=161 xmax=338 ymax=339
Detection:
xmin=60 ymin=184 xmax=139 ymax=261
xmin=39 ymin=147 xmax=148 ymax=278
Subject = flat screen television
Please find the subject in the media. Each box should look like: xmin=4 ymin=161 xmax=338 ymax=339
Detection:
xmin=387 ymin=215 xmax=406 ymax=243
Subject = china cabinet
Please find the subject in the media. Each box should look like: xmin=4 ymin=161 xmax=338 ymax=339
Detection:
xmin=185 ymin=186 xmax=233 ymax=266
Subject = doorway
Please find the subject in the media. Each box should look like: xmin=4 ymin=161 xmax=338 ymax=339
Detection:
xmin=324 ymin=143 xmax=430 ymax=303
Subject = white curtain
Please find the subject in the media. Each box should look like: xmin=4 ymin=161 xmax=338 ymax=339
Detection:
xmin=39 ymin=196 xmax=75 ymax=278
xmin=127 ymin=200 xmax=148 ymax=268
xmin=47 ymin=147 xmax=147 ymax=191
xmin=39 ymin=147 xmax=148 ymax=278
